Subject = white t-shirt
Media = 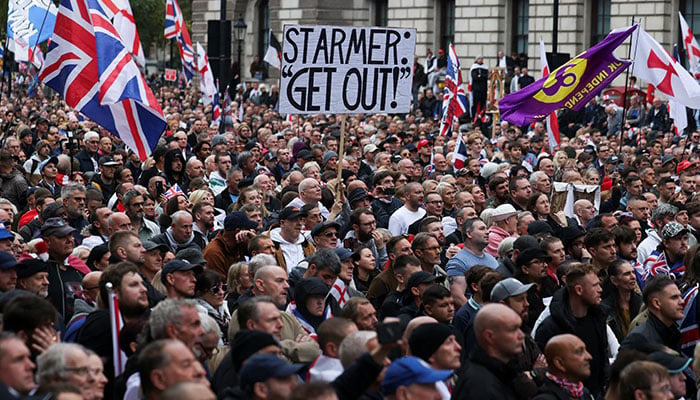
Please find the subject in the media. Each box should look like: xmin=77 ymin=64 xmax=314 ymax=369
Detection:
xmin=388 ymin=206 xmax=426 ymax=236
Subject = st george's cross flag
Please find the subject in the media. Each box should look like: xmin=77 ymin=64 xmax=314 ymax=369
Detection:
xmin=39 ymin=0 xmax=166 ymax=160
xmin=196 ymin=42 xmax=217 ymax=105
xmin=679 ymin=12 xmax=700 ymax=79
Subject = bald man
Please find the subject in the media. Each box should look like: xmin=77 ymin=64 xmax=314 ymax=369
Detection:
xmin=452 ymin=303 xmax=524 ymax=399
xmin=532 ymin=334 xmax=593 ymax=400
xmin=108 ymin=212 xmax=132 ymax=234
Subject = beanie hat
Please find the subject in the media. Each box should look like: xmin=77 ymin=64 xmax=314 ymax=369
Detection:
xmin=231 ymin=330 xmax=280 ymax=371
xmin=408 ymin=323 xmax=453 ymax=362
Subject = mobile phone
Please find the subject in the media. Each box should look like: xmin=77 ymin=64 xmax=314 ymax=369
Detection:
xmin=376 ymin=321 xmax=402 ymax=344
xmin=155 ymin=181 xmax=163 ymax=197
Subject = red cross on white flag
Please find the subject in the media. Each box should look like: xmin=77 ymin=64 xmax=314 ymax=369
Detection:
xmin=630 ymin=25 xmax=700 ymax=110
xmin=679 ymin=12 xmax=700 ymax=79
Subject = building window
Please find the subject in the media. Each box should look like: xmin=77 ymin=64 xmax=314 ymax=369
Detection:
xmin=680 ymin=0 xmax=700 ymax=65
xmin=512 ymin=0 xmax=528 ymax=56
xmin=257 ymin=0 xmax=270 ymax=59
xmin=375 ymin=0 xmax=388 ymax=26
xmin=590 ymin=0 xmax=611 ymax=45
xmin=440 ymin=0 xmax=455 ymax=50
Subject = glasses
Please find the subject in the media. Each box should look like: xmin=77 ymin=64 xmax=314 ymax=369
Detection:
xmin=322 ymin=231 xmax=338 ymax=238
xmin=529 ymin=259 xmax=547 ymax=266
xmin=131 ymin=202 xmax=144 ymax=207
xmin=66 ymin=367 xmax=102 ymax=376
xmin=209 ymin=284 xmax=228 ymax=294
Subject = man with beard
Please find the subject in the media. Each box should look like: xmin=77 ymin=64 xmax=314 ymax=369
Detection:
xmin=642 ymin=222 xmax=689 ymax=282
xmin=627 ymin=196 xmax=652 ymax=239
xmin=408 ymin=191 xmax=443 ymax=234
xmin=123 ymin=190 xmax=160 ymax=242
xmin=77 ymin=262 xmax=151 ymax=394
xmin=109 ymin=230 xmax=146 ymax=265
xmin=253 ymin=174 xmax=281 ymax=212
xmin=535 ymin=264 xmax=609 ymax=398
xmin=447 ymin=218 xmax=498 ymax=306
xmin=152 ymin=211 xmax=207 ymax=253
xmin=90 ymin=156 xmax=119 ymax=200
xmin=342 ymin=208 xmax=388 ymax=270
xmin=486 ymin=175 xmax=510 ymax=208
xmin=612 ymin=226 xmax=644 ymax=283
xmin=16 ymin=258 xmax=49 ymax=297
xmin=192 ymin=202 xmax=216 ymax=245
xmin=492 ymin=277 xmax=547 ymax=399
xmin=533 ymin=334 xmax=594 ymax=400
xmin=184 ymin=158 xmax=205 ymax=189
xmin=61 ymin=183 xmax=89 ymax=244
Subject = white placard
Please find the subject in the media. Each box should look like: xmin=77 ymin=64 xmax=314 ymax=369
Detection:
xmin=279 ymin=25 xmax=416 ymax=114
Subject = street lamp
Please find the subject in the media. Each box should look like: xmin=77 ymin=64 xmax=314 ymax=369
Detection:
xmin=234 ymin=15 xmax=247 ymax=88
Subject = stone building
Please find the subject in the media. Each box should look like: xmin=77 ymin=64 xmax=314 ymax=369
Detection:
xmin=190 ymin=0 xmax=700 ymax=80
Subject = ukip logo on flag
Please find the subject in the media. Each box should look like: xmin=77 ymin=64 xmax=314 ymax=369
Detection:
xmin=499 ymin=25 xmax=636 ymax=126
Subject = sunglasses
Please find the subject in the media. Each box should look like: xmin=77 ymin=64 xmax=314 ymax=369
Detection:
xmin=322 ymin=231 xmax=338 ymax=238
xmin=209 ymin=284 xmax=228 ymax=294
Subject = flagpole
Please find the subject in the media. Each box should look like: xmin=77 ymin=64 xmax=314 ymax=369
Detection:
xmin=335 ymin=114 xmax=347 ymax=201
xmin=619 ymin=17 xmax=636 ymax=155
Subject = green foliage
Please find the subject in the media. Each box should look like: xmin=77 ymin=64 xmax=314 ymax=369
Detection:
xmin=131 ymin=0 xmax=192 ymax=59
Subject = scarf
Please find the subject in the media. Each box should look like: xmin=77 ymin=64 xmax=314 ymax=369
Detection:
xmin=545 ymin=372 xmax=584 ymax=398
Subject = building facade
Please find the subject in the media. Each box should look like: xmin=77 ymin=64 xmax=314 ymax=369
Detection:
xmin=190 ymin=0 xmax=700 ymax=80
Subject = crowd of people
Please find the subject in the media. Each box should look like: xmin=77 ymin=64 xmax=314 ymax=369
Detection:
xmin=2 ymin=50 xmax=700 ymax=400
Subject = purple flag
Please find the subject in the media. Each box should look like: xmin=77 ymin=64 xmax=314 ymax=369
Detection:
xmin=500 ymin=25 xmax=637 ymax=126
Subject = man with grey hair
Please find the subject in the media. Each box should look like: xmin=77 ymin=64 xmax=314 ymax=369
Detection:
xmin=138 ymin=339 xmax=208 ymax=400
xmin=530 ymin=171 xmax=551 ymax=196
xmin=287 ymin=177 xmax=330 ymax=219
xmin=638 ymin=203 xmax=679 ymax=263
xmin=152 ymin=210 xmax=205 ymax=252
xmin=61 ymin=182 xmax=89 ymax=244
xmin=237 ymin=150 xmax=257 ymax=178
xmin=149 ymin=299 xmax=204 ymax=351
xmin=75 ymin=130 xmax=100 ymax=173
xmin=123 ymin=189 xmax=159 ymax=241
xmin=36 ymin=343 xmax=95 ymax=399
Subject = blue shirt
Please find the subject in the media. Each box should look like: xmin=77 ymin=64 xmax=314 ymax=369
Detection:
xmin=446 ymin=248 xmax=498 ymax=277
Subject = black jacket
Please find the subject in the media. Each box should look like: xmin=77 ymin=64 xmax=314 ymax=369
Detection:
xmin=531 ymin=379 xmax=595 ymax=400
xmin=215 ymin=190 xmax=235 ymax=213
xmin=452 ymin=344 xmax=521 ymax=400
xmin=621 ymin=311 xmax=682 ymax=352
xmin=534 ymin=287 xmax=610 ymax=397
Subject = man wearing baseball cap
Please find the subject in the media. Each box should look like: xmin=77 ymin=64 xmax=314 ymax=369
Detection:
xmin=42 ymin=217 xmax=89 ymax=320
xmin=203 ymin=211 xmax=258 ymax=278
xmin=642 ymin=221 xmax=689 ymax=281
xmin=270 ymin=206 xmax=316 ymax=272
xmin=648 ymin=351 xmax=693 ymax=400
xmin=161 ymin=259 xmax=203 ymax=299
xmin=382 ymin=356 xmax=452 ymax=400
xmin=237 ymin=354 xmax=305 ymax=399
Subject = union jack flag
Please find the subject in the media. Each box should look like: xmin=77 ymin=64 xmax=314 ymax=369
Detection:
xmin=439 ymin=43 xmax=468 ymax=137
xmin=452 ymin=133 xmax=468 ymax=169
xmin=164 ymin=0 xmax=195 ymax=82
xmin=99 ymin=0 xmax=145 ymax=67
xmin=681 ymin=284 xmax=699 ymax=358
xmin=39 ymin=0 xmax=166 ymax=161
xmin=164 ymin=183 xmax=185 ymax=199
xmin=426 ymin=150 xmax=435 ymax=176
xmin=212 ymin=81 xmax=221 ymax=124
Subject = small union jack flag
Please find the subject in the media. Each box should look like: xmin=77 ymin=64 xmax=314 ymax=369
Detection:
xmin=164 ymin=0 xmax=195 ymax=82
xmin=452 ymin=134 xmax=468 ymax=169
xmin=439 ymin=43 xmax=468 ymax=137
xmin=164 ymin=183 xmax=185 ymax=199
xmin=681 ymin=284 xmax=699 ymax=358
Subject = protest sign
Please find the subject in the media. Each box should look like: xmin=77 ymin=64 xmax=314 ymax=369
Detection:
xmin=279 ymin=25 xmax=416 ymax=114
xmin=165 ymin=69 xmax=177 ymax=82
xmin=7 ymin=0 xmax=57 ymax=46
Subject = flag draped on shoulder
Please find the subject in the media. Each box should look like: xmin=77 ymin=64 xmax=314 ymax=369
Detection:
xmin=540 ymin=38 xmax=560 ymax=153
xmin=631 ymin=25 xmax=700 ymax=109
xmin=499 ymin=25 xmax=636 ymax=126
xmin=99 ymin=0 xmax=145 ymax=67
xmin=164 ymin=0 xmax=195 ymax=82
xmin=39 ymin=0 xmax=166 ymax=161
xmin=263 ymin=30 xmax=282 ymax=70
xmin=679 ymin=12 xmax=700 ymax=79
xmin=439 ymin=43 xmax=467 ymax=137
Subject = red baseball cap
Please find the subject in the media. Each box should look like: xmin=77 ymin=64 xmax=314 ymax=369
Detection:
xmin=601 ymin=176 xmax=613 ymax=191
xmin=417 ymin=139 xmax=431 ymax=150
xmin=677 ymin=160 xmax=693 ymax=174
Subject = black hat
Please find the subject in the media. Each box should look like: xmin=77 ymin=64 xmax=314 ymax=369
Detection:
xmin=297 ymin=149 xmax=314 ymax=160
xmin=408 ymin=323 xmax=453 ymax=362
xmin=175 ymin=248 xmax=207 ymax=266
xmin=279 ymin=206 xmax=307 ymax=220
xmin=527 ymin=220 xmax=554 ymax=236
xmin=513 ymin=235 xmax=539 ymax=251
xmin=516 ymin=248 xmax=552 ymax=268
xmin=237 ymin=177 xmax=255 ymax=189
xmin=98 ymin=156 xmax=119 ymax=167
xmin=310 ymin=220 xmax=340 ymax=238
xmin=231 ymin=330 xmax=280 ymax=371
xmin=348 ymin=188 xmax=372 ymax=205
xmin=648 ymin=351 xmax=693 ymax=374
xmin=662 ymin=154 xmax=676 ymax=166
xmin=239 ymin=354 xmax=305 ymax=389
xmin=41 ymin=203 xmax=65 ymax=221
xmin=224 ymin=211 xmax=258 ymax=231
xmin=143 ymin=240 xmax=168 ymax=252
xmin=161 ymin=260 xmax=203 ymax=284
xmin=605 ymin=155 xmax=619 ymax=164
xmin=406 ymin=271 xmax=444 ymax=290
xmin=562 ymin=226 xmax=586 ymax=247
xmin=41 ymin=217 xmax=76 ymax=238
xmin=264 ymin=152 xmax=277 ymax=161
xmin=16 ymin=258 xmax=49 ymax=279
